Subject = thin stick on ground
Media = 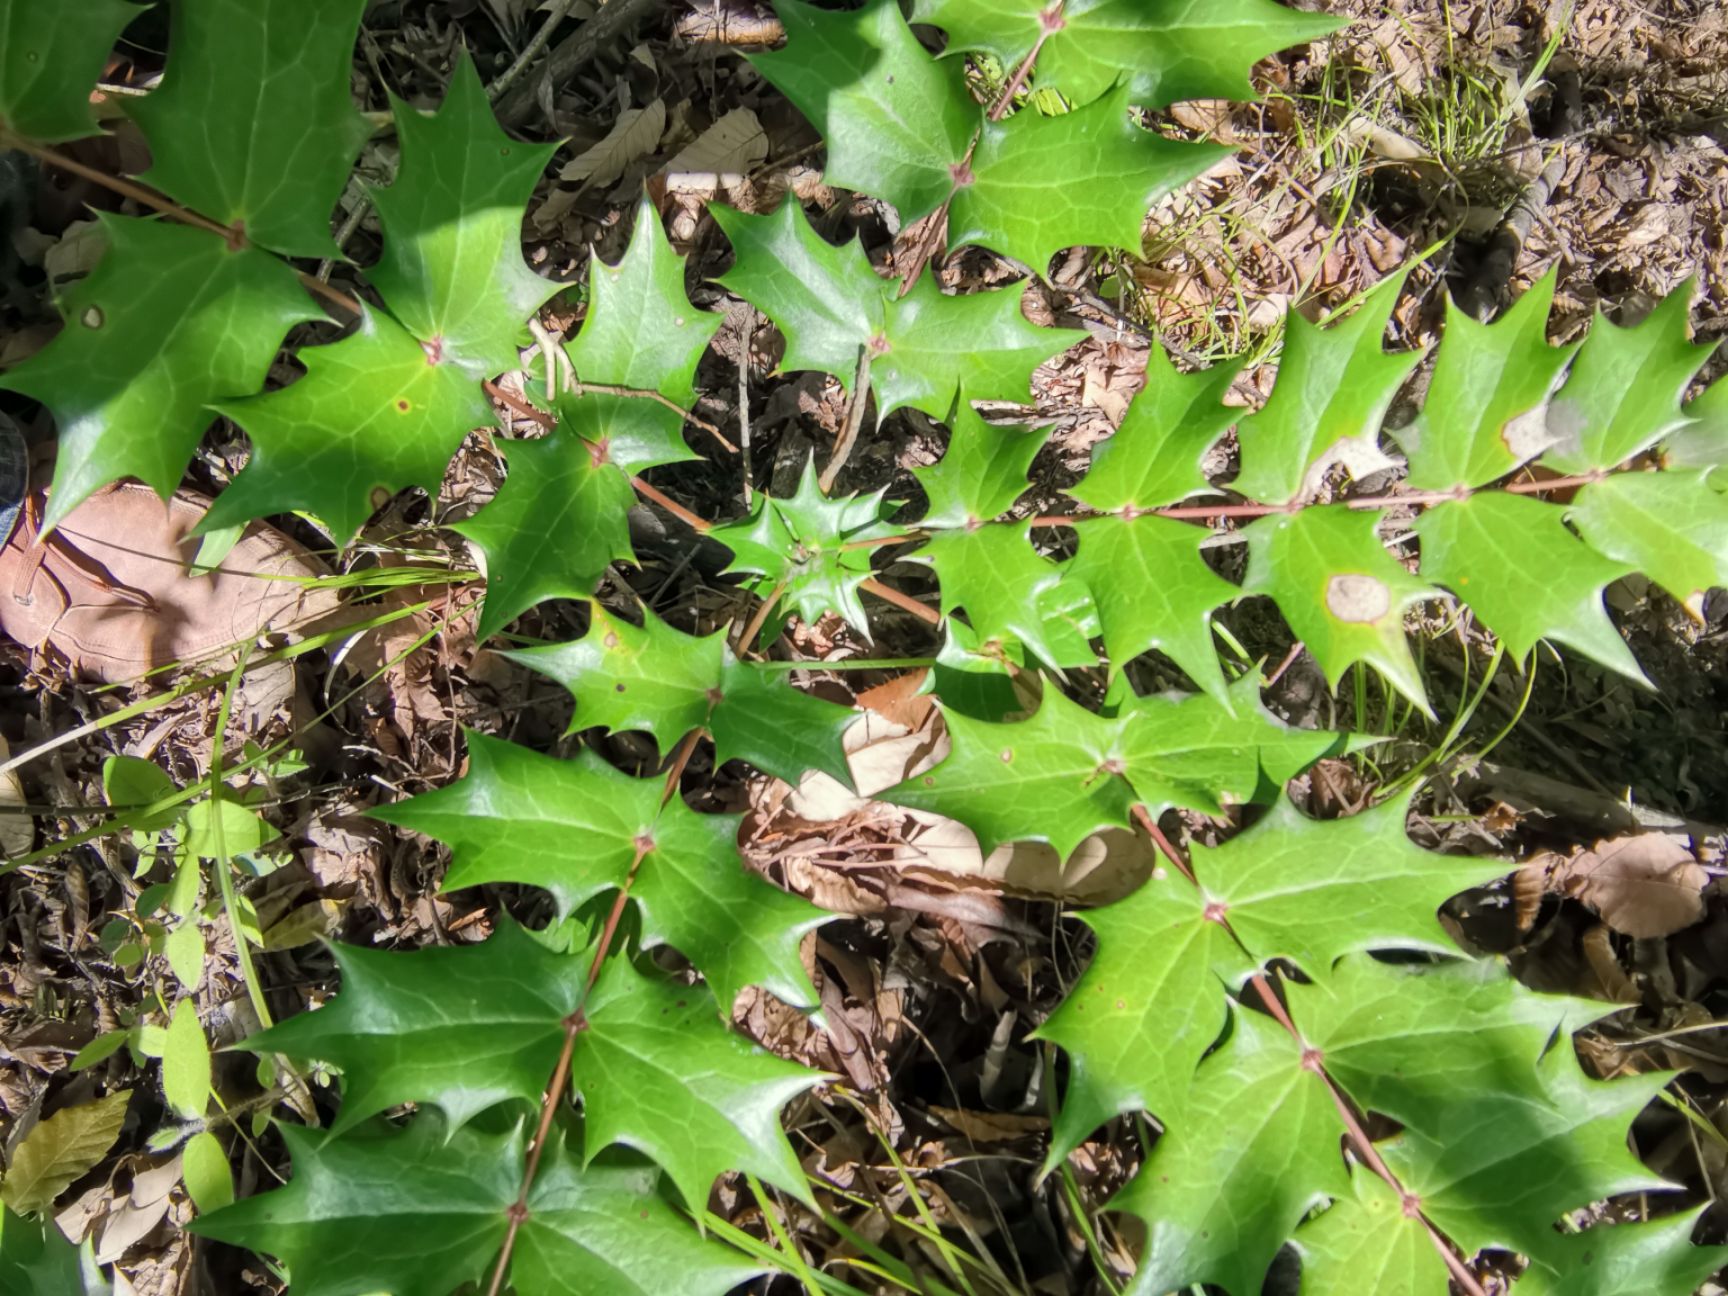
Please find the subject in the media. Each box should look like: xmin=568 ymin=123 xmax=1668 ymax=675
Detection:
xmin=819 ymin=345 xmax=875 ymax=493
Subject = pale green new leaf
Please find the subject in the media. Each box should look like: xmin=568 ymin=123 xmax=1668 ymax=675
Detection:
xmin=749 ymin=0 xmax=973 ymax=220
xmin=567 ymin=199 xmax=722 ymax=404
xmin=1114 ymin=1010 xmax=1348 ymax=1296
xmin=369 ymin=54 xmax=559 ymax=377
xmin=1541 ymin=283 xmax=1716 ymax=474
xmin=1294 ymin=1172 xmax=1447 ymax=1296
xmin=572 ymin=955 xmax=821 ymax=1209
xmin=911 ymin=403 xmax=1048 ymax=527
xmin=1413 ymin=492 xmax=1646 ymax=684
xmin=1232 ymin=273 xmax=1422 ymax=505
xmin=0 ymin=1091 xmax=131 ymax=1217
xmin=1068 ymin=345 xmax=1241 ymax=511
xmin=128 ymin=0 xmax=370 ymax=257
xmin=200 ymin=306 xmax=495 ymax=541
xmin=911 ymin=0 xmax=1344 ymax=108
xmin=1568 ymin=469 xmax=1728 ymax=619
xmin=1518 ymin=1209 xmax=1728 ymax=1296
xmin=455 ymin=406 xmax=636 ymax=640
xmin=374 ymin=733 xmax=829 ymax=1010
xmin=1242 ymin=505 xmax=1436 ymax=715
xmin=952 ymin=88 xmax=1230 ymax=270
xmin=0 ymin=0 xmax=139 ymax=143
xmin=0 ymin=218 xmax=320 ymax=530
xmin=506 ymin=603 xmax=856 ymax=788
xmin=1397 ymin=271 xmax=1579 ymax=490
xmin=912 ymin=524 xmax=1070 ymax=666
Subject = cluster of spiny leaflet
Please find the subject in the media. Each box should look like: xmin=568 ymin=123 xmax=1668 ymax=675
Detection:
xmin=1 ymin=0 xmax=1727 ymax=1293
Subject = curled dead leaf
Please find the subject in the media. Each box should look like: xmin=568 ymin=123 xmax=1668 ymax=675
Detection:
xmin=1552 ymin=833 xmax=1707 ymax=938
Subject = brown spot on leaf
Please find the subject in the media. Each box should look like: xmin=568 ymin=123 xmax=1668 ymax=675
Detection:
xmin=1325 ymin=573 xmax=1391 ymax=623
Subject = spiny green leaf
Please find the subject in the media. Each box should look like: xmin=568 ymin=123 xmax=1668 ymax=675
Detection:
xmin=1568 ymin=469 xmax=1728 ymax=620
xmin=714 ymin=202 xmax=1084 ymax=417
xmin=1232 ymin=273 xmax=1422 ymax=505
xmin=0 ymin=1090 xmax=131 ymax=1217
xmin=0 ymin=1204 xmax=109 ymax=1296
xmin=1242 ymin=505 xmax=1436 ymax=715
xmin=911 ymin=403 xmax=1047 ymax=527
xmin=368 ymin=53 xmax=559 ymax=377
xmin=711 ymin=456 xmax=903 ymax=635
xmin=750 ymin=0 xmax=974 ymax=220
xmin=1397 ymin=271 xmax=1579 ymax=490
xmin=0 ymin=218 xmax=320 ymax=530
xmin=128 ymin=0 xmax=370 ymax=257
xmin=1541 ymin=282 xmax=1716 ymax=474
xmin=1518 ymin=1209 xmax=1728 ymax=1296
xmin=1413 ymin=491 xmax=1646 ymax=684
xmin=1665 ymin=372 xmax=1728 ymax=471
xmin=506 ymin=603 xmax=857 ymax=788
xmin=912 ymin=523 xmax=1070 ymax=666
xmin=1293 ymin=1172 xmax=1447 ymax=1296
xmin=1112 ymin=1009 xmax=1348 ymax=1296
xmin=1066 ymin=515 xmax=1236 ymax=701
xmin=374 ymin=732 xmax=829 ymax=1010
xmin=912 ymin=0 xmax=1344 ymax=108
xmin=456 ymin=409 xmax=636 ymax=640
xmin=1068 ymin=345 xmax=1241 ymax=511
xmin=567 ymin=199 xmax=722 ymax=404
xmin=952 ymin=88 xmax=1230 ymax=270
xmin=572 ymin=954 xmax=820 ymax=1209
xmin=240 ymin=920 xmax=587 ymax=1136
xmin=200 ymin=305 xmax=495 ymax=541
xmin=0 ymin=0 xmax=139 ymax=144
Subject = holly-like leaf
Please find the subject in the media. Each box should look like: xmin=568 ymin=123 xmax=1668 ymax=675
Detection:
xmin=192 ymin=1120 xmax=757 ymax=1296
xmin=0 ymin=218 xmax=321 ymax=530
xmin=1068 ymin=345 xmax=1241 ymax=511
xmin=912 ymin=524 xmax=1070 ymax=666
xmin=0 ymin=1205 xmax=109 ymax=1296
xmin=1293 ymin=1172 xmax=1448 ymax=1296
xmin=455 ymin=408 xmax=636 ymax=640
xmin=239 ymin=921 xmax=585 ymax=1136
xmin=1396 ymin=272 xmax=1580 ymax=490
xmin=1232 ymin=274 xmax=1422 ymax=505
xmin=374 ymin=733 xmax=829 ymax=1010
xmin=1541 ymin=282 xmax=1716 ymax=474
xmin=714 ymin=203 xmax=1084 ymax=418
xmin=571 ymin=955 xmax=821 ymax=1209
xmin=1518 ymin=1209 xmax=1728 ymax=1296
xmin=368 ymin=54 xmax=559 ymax=377
xmin=567 ymin=199 xmax=722 ymax=404
xmin=1664 ymin=373 xmax=1728 ymax=471
xmin=749 ymin=0 xmax=974 ymax=220
xmin=0 ymin=1090 xmax=131 ymax=1217
xmin=1413 ymin=492 xmax=1646 ymax=684
xmin=199 ymin=305 xmax=495 ymax=541
xmin=911 ymin=403 xmax=1047 ymax=527
xmin=911 ymin=0 xmax=1344 ymax=108
xmin=711 ymin=456 xmax=903 ymax=635
xmin=506 ymin=603 xmax=857 ymax=788
xmin=1568 ymin=469 xmax=1728 ymax=620
xmin=128 ymin=0 xmax=370 ymax=257
xmin=1242 ymin=505 xmax=1437 ymax=715
xmin=1067 ymin=515 xmax=1236 ymax=700
xmin=1113 ymin=1009 xmax=1348 ymax=1296
xmin=0 ymin=0 xmax=139 ymax=144
xmin=953 ymin=88 xmax=1229 ymax=270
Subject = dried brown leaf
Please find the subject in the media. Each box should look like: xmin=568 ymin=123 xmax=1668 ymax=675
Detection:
xmin=1553 ymin=834 xmax=1707 ymax=938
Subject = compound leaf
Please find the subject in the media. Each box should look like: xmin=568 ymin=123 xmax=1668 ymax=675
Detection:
xmin=911 ymin=403 xmax=1047 ymax=527
xmin=1113 ymin=1009 xmax=1348 ymax=1296
xmin=567 ymin=205 xmax=722 ymax=405
xmin=128 ymin=0 xmax=370 ymax=257
xmin=1294 ymin=1172 xmax=1447 ymax=1296
xmin=369 ymin=54 xmax=559 ymax=377
xmin=749 ymin=0 xmax=973 ymax=221
xmin=1397 ymin=271 xmax=1579 ymax=490
xmin=200 ymin=306 xmax=494 ymax=541
xmin=572 ymin=955 xmax=821 ymax=1209
xmin=1242 ymin=505 xmax=1436 ymax=715
xmin=1518 ymin=1209 xmax=1728 ymax=1296
xmin=953 ymin=88 xmax=1229 ymax=270
xmin=1541 ymin=283 xmax=1716 ymax=474
xmin=1413 ymin=492 xmax=1645 ymax=684
xmin=0 ymin=218 xmax=320 ymax=530
xmin=455 ymin=407 xmax=636 ymax=640
xmin=911 ymin=0 xmax=1344 ymax=108
xmin=913 ymin=523 xmax=1070 ymax=666
xmin=0 ymin=0 xmax=139 ymax=144
xmin=1232 ymin=274 xmax=1421 ymax=505
xmin=1568 ymin=469 xmax=1728 ymax=620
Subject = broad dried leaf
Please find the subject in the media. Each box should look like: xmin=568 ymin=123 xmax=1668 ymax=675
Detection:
xmin=0 ymin=1090 xmax=131 ymax=1216
xmin=1552 ymin=834 xmax=1706 ymax=938
xmin=559 ymin=100 xmax=665 ymax=188
xmin=0 ymin=0 xmax=139 ymax=143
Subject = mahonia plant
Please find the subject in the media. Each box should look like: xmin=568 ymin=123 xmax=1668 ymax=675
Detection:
xmin=2 ymin=0 xmax=1727 ymax=1293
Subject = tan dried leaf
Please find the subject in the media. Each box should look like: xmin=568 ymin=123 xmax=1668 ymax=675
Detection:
xmin=667 ymin=107 xmax=769 ymax=177
xmin=558 ymin=100 xmax=666 ymax=189
xmin=1553 ymin=834 xmax=1707 ymax=938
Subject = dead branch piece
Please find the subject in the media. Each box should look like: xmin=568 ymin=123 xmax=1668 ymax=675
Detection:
xmin=494 ymin=0 xmax=670 ymax=126
xmin=819 ymin=346 xmax=874 ymax=493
